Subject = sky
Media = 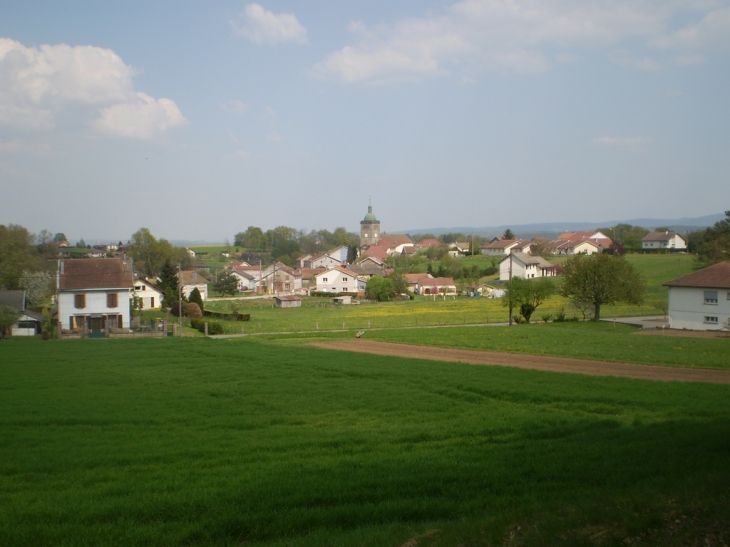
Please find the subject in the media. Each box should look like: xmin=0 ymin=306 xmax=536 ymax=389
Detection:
xmin=1 ymin=0 xmax=729 ymax=243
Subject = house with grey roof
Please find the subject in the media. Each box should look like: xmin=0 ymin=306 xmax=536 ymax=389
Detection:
xmin=498 ymin=252 xmax=558 ymax=281
xmin=642 ymin=231 xmax=687 ymax=251
xmin=0 ymin=290 xmax=44 ymax=336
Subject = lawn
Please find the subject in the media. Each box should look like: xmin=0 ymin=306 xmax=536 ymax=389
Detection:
xmin=1 ymin=335 xmax=729 ymax=546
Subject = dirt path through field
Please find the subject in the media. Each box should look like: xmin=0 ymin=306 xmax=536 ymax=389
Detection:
xmin=308 ymin=340 xmax=730 ymax=384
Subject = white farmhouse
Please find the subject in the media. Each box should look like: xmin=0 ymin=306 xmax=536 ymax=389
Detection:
xmin=499 ymin=252 xmax=557 ymax=281
xmin=57 ymin=258 xmax=134 ymax=335
xmin=642 ymin=231 xmax=687 ymax=251
xmin=133 ymin=278 xmax=166 ymax=310
xmin=663 ymin=261 xmax=730 ymax=330
xmin=315 ymin=266 xmax=366 ymax=294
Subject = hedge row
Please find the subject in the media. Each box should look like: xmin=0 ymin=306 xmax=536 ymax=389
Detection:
xmin=202 ymin=310 xmax=251 ymax=321
xmin=190 ymin=318 xmax=224 ymax=335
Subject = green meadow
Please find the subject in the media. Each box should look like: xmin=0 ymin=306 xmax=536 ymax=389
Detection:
xmin=1 ymin=324 xmax=729 ymax=546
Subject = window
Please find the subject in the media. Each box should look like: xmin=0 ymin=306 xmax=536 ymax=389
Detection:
xmin=704 ymin=290 xmax=718 ymax=305
xmin=74 ymin=294 xmax=86 ymax=309
xmin=322 ymin=277 xmax=328 ymax=282
xmin=107 ymin=293 xmax=118 ymax=308
xmin=150 ymin=297 xmax=155 ymax=308
xmin=727 ymin=291 xmax=730 ymax=300
xmin=704 ymin=316 xmax=718 ymax=324
xmin=342 ymin=277 xmax=348 ymax=282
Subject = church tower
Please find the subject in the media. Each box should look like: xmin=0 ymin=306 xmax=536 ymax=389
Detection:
xmin=360 ymin=203 xmax=380 ymax=247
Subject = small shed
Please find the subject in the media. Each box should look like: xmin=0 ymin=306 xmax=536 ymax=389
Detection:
xmin=274 ymin=295 xmax=301 ymax=308
xmin=333 ymin=295 xmax=352 ymax=305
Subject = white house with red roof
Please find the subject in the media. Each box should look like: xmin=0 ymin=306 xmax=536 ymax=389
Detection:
xmin=416 ymin=276 xmax=457 ymax=295
xmin=555 ymin=231 xmax=612 ymax=255
xmin=57 ymin=258 xmax=134 ymax=334
xmin=498 ymin=252 xmax=558 ymax=281
xmin=315 ymin=266 xmax=367 ymax=294
xmin=663 ymin=262 xmax=730 ymax=330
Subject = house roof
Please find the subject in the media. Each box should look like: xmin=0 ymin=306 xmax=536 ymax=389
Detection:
xmin=0 ymin=290 xmax=25 ymax=310
xmin=347 ymin=262 xmax=385 ymax=276
xmin=663 ymin=261 xmax=730 ymax=289
xmin=134 ymin=278 xmax=166 ymax=293
xmin=300 ymin=267 xmax=327 ymax=280
xmin=418 ymin=238 xmax=441 ymax=248
xmin=404 ymin=273 xmax=430 ymax=283
xmin=274 ymin=295 xmax=301 ymax=302
xmin=481 ymin=239 xmax=519 ymax=250
xmin=376 ymin=233 xmax=414 ymax=247
xmin=178 ymin=270 xmax=208 ymax=285
xmin=499 ymin=252 xmax=554 ymax=268
xmin=363 ymin=245 xmax=389 ymax=259
xmin=643 ymin=231 xmax=685 ymax=242
xmin=58 ymin=258 xmax=134 ymax=290
xmin=419 ymin=276 xmax=456 ymax=286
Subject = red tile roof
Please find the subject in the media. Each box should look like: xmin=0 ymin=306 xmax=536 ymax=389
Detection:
xmin=663 ymin=262 xmax=730 ymax=289
xmin=58 ymin=258 xmax=134 ymax=290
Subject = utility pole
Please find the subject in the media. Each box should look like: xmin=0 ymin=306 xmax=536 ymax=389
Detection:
xmin=178 ymin=264 xmax=183 ymax=337
xmin=508 ymin=251 xmax=513 ymax=326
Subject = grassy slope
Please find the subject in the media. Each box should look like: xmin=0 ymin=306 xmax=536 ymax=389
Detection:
xmin=358 ymin=321 xmax=730 ymax=370
xmin=1 ymin=336 xmax=729 ymax=546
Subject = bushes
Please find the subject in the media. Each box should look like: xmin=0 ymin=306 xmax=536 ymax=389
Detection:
xmin=202 ymin=310 xmax=250 ymax=321
xmin=185 ymin=303 xmax=202 ymax=318
xmin=190 ymin=318 xmax=224 ymax=335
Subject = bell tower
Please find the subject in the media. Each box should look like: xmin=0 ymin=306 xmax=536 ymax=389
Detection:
xmin=360 ymin=202 xmax=380 ymax=247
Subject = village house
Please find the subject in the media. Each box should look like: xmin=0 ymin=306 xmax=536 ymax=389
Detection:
xmin=315 ymin=266 xmax=367 ymax=295
xmin=259 ymin=263 xmax=302 ymax=295
xmin=178 ymin=270 xmax=208 ymax=300
xmin=416 ymin=276 xmax=457 ymax=295
xmin=663 ymin=261 xmax=730 ymax=330
xmin=642 ymin=231 xmax=688 ymax=251
xmin=480 ymin=239 xmax=533 ymax=256
xmin=57 ymin=258 xmax=134 ymax=335
xmin=0 ymin=290 xmax=44 ymax=336
xmin=133 ymin=278 xmax=166 ymax=310
xmin=554 ymin=231 xmax=612 ymax=255
xmin=499 ymin=252 xmax=557 ymax=281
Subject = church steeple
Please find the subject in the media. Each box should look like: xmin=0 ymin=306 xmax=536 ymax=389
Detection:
xmin=360 ymin=201 xmax=380 ymax=247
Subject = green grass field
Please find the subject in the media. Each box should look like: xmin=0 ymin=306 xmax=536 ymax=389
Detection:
xmin=1 ymin=327 xmax=729 ymax=546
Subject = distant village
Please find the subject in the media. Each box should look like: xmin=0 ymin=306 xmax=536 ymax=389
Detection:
xmin=2 ymin=204 xmax=726 ymax=339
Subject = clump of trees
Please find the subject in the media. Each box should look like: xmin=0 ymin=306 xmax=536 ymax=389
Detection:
xmin=503 ymin=277 xmax=556 ymax=323
xmin=213 ymin=270 xmax=238 ymax=297
xmin=696 ymin=211 xmax=730 ymax=265
xmin=560 ymin=253 xmax=646 ymax=321
xmin=128 ymin=228 xmax=192 ymax=278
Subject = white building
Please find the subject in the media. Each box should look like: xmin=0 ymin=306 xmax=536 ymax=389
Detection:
xmin=663 ymin=262 xmax=730 ymax=330
xmin=133 ymin=279 xmax=166 ymax=310
xmin=178 ymin=270 xmax=208 ymax=300
xmin=315 ymin=266 xmax=367 ymax=294
xmin=499 ymin=252 xmax=557 ymax=281
xmin=57 ymin=258 xmax=134 ymax=334
xmin=642 ymin=231 xmax=688 ymax=251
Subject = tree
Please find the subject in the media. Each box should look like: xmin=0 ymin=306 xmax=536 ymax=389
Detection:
xmin=698 ymin=211 xmax=730 ymax=265
xmin=503 ymin=277 xmax=555 ymax=323
xmin=213 ymin=270 xmax=238 ymax=297
xmin=129 ymin=228 xmax=166 ymax=278
xmin=389 ymin=272 xmax=409 ymax=295
xmin=75 ymin=238 xmax=86 ymax=249
xmin=19 ymin=270 xmax=53 ymax=307
xmin=530 ymin=238 xmax=554 ymax=257
xmin=0 ymin=224 xmax=44 ymax=290
xmin=53 ymin=233 xmax=67 ymax=243
xmin=0 ymin=306 xmax=19 ymax=339
xmin=366 ymin=275 xmax=395 ymax=302
xmin=347 ymin=245 xmax=358 ymax=264
xmin=158 ymin=259 xmax=179 ymax=306
xmin=560 ymin=254 xmax=646 ymax=321
xmin=188 ymin=287 xmax=204 ymax=311
xmin=502 ymin=229 xmax=515 ymax=240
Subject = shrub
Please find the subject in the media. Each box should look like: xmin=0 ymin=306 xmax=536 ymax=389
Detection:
xmin=185 ymin=303 xmax=202 ymax=318
xmin=554 ymin=307 xmax=566 ymax=322
xmin=188 ymin=287 xmax=204 ymax=311
xmin=540 ymin=313 xmax=552 ymax=323
xmin=207 ymin=322 xmax=224 ymax=335
xmin=169 ymin=301 xmax=187 ymax=317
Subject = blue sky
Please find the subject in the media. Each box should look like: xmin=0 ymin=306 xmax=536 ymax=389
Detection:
xmin=1 ymin=1 xmax=729 ymax=242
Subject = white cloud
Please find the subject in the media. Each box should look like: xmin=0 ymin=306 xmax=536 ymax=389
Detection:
xmin=231 ymin=4 xmax=308 ymax=45
xmin=314 ymin=0 xmax=726 ymax=84
xmin=650 ymin=7 xmax=730 ymax=52
xmin=0 ymin=38 xmax=185 ymax=138
xmin=220 ymin=100 xmax=248 ymax=115
xmin=92 ymin=92 xmax=187 ymax=140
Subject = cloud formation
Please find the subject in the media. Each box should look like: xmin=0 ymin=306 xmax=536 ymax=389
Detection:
xmin=231 ymin=4 xmax=308 ymax=45
xmin=314 ymin=0 xmax=728 ymax=84
xmin=0 ymin=38 xmax=186 ymax=139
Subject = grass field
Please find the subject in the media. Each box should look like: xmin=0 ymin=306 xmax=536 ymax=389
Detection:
xmin=1 ymin=328 xmax=729 ymax=546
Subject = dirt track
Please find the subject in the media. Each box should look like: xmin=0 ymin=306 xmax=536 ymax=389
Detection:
xmin=309 ymin=340 xmax=730 ymax=384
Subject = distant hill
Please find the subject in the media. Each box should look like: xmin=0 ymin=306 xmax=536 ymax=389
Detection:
xmin=403 ymin=213 xmax=724 ymax=239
